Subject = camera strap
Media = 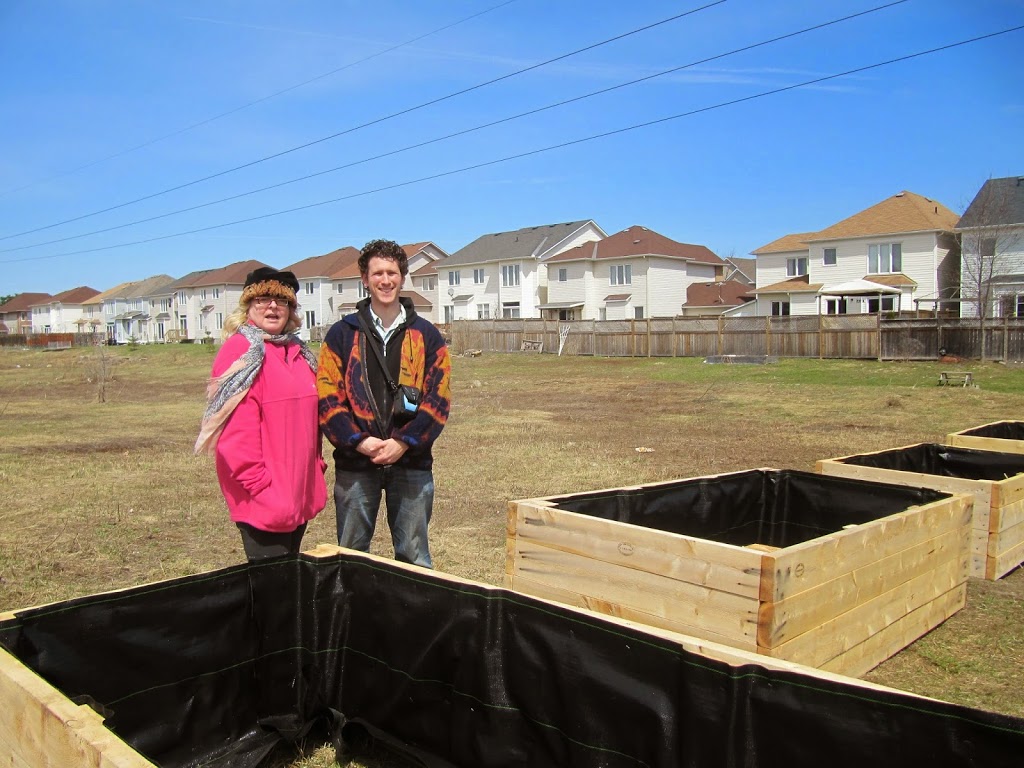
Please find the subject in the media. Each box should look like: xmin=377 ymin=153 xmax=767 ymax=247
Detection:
xmin=356 ymin=312 xmax=401 ymax=395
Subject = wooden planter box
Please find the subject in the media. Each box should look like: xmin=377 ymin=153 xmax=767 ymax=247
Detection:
xmin=817 ymin=443 xmax=1024 ymax=580
xmin=947 ymin=420 xmax=1024 ymax=455
xmin=506 ymin=468 xmax=971 ymax=678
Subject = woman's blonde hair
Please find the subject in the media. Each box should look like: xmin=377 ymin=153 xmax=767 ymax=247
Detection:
xmin=222 ymin=298 xmax=302 ymax=339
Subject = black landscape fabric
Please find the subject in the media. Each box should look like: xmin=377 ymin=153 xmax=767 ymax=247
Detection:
xmin=1 ymin=550 xmax=1022 ymax=768
xmin=835 ymin=442 xmax=1024 ymax=482
xmin=960 ymin=420 xmax=1024 ymax=441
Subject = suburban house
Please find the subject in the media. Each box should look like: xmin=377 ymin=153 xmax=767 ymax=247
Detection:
xmin=680 ymin=279 xmax=754 ymax=317
xmin=403 ymin=242 xmax=448 ymax=323
xmin=438 ymin=220 xmax=606 ymax=322
xmin=287 ymin=247 xmax=360 ymax=340
xmin=751 ymin=191 xmax=960 ymax=316
xmin=147 ymin=270 xmax=210 ymax=343
xmin=94 ymin=275 xmax=176 ymax=344
xmin=723 ymin=257 xmax=756 ymax=286
xmin=956 ymin=175 xmax=1024 ymax=318
xmin=79 ymin=283 xmax=133 ymax=340
xmin=30 ymin=286 xmax=99 ymax=333
xmin=0 ymin=293 xmax=51 ymax=335
xmin=544 ymin=225 xmax=725 ymax=320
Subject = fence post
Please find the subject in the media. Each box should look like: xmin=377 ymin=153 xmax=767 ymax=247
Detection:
xmin=718 ymin=315 xmax=724 ymax=355
xmin=765 ymin=316 xmax=771 ymax=356
xmin=672 ymin=317 xmax=677 ymax=357
xmin=1004 ymin=313 xmax=1010 ymax=363
xmin=591 ymin=321 xmax=597 ymax=356
xmin=877 ymin=311 xmax=883 ymax=362
xmin=647 ymin=318 xmax=652 ymax=358
xmin=630 ymin=318 xmax=636 ymax=357
xmin=818 ymin=311 xmax=823 ymax=359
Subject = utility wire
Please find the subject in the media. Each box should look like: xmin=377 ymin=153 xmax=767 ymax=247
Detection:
xmin=0 ymin=0 xmax=727 ymax=242
xmin=0 ymin=0 xmax=909 ymax=255
xmin=3 ymin=23 xmax=1020 ymax=266
xmin=0 ymin=0 xmax=520 ymax=199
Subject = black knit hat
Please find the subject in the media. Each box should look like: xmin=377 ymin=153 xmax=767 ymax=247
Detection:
xmin=241 ymin=267 xmax=299 ymax=305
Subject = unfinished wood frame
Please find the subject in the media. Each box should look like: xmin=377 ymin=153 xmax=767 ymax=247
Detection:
xmin=506 ymin=474 xmax=972 ymax=677
xmin=947 ymin=420 xmax=1024 ymax=456
xmin=817 ymin=446 xmax=1024 ymax=580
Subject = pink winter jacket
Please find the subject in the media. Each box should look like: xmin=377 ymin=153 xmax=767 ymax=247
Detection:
xmin=213 ymin=331 xmax=327 ymax=532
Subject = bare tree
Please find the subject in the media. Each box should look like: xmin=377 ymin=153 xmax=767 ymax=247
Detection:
xmin=956 ymin=176 xmax=1024 ymax=360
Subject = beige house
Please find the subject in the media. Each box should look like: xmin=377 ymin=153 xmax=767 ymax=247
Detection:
xmin=752 ymin=191 xmax=960 ymax=316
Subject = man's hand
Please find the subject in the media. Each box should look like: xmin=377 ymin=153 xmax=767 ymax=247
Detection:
xmin=370 ymin=438 xmax=408 ymax=465
xmin=356 ymin=436 xmax=387 ymax=457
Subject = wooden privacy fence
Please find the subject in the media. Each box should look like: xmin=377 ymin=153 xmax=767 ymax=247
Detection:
xmin=445 ymin=315 xmax=1024 ymax=361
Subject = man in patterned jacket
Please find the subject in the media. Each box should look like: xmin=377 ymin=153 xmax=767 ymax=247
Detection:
xmin=317 ymin=239 xmax=451 ymax=568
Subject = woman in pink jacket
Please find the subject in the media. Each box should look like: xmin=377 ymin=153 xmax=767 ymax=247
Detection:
xmin=195 ymin=267 xmax=327 ymax=561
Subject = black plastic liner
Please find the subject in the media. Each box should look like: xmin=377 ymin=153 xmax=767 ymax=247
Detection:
xmin=834 ymin=443 xmax=1024 ymax=482
xmin=1 ymin=551 xmax=1022 ymax=768
xmin=958 ymin=420 xmax=1024 ymax=440
xmin=543 ymin=468 xmax=951 ymax=548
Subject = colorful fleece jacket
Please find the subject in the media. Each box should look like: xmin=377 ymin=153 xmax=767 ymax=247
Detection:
xmin=317 ymin=297 xmax=451 ymax=472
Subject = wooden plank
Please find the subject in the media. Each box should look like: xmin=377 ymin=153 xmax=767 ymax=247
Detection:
xmin=990 ymin=535 xmax=1024 ymax=580
xmin=509 ymin=574 xmax=758 ymax=651
xmin=510 ymin=501 xmax=763 ymax=599
xmin=818 ymin=584 xmax=967 ymax=679
xmin=764 ymin=555 xmax=968 ymax=669
xmin=758 ymin=525 xmax=969 ymax=648
xmin=947 ymin=423 xmax=1024 ymax=455
xmin=511 ymin=538 xmax=759 ymax=643
xmin=762 ymin=494 xmax=970 ymax=602
xmin=0 ymin=648 xmax=157 ymax=768
xmin=992 ymin=481 xmax=1024 ymax=532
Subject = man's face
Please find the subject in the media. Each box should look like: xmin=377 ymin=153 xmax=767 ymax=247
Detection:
xmin=363 ymin=255 xmax=404 ymax=308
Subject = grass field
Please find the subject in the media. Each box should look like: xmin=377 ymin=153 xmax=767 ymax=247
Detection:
xmin=1 ymin=343 xmax=1022 ymax=767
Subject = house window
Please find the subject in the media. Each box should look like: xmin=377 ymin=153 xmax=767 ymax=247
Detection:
xmin=444 ymin=305 xmax=454 ymax=323
xmin=981 ymin=237 xmax=997 ymax=258
xmin=201 ymin=290 xmax=207 ymax=301
xmin=305 ymin=310 xmax=316 ymax=327
xmin=502 ymin=302 xmax=520 ymax=319
xmin=358 ymin=283 xmax=369 ymax=299
xmin=502 ymin=265 xmax=520 ymax=287
xmin=161 ymin=299 xmax=170 ymax=311
xmin=771 ymin=301 xmax=790 ymax=316
xmin=823 ymin=248 xmax=837 ymax=266
xmin=634 ymin=306 xmax=644 ymax=319
xmin=213 ymin=288 xmax=221 ymax=299
xmin=423 ymin=277 xmax=436 ymax=291
xmin=868 ymin=243 xmax=902 ymax=274
xmin=868 ymin=296 xmax=896 ymax=313
xmin=448 ymin=271 xmax=461 ymax=286
xmin=335 ymin=282 xmax=343 ymax=293
xmin=825 ymin=298 xmax=847 ymax=315
xmin=786 ymin=257 xmax=808 ymax=277
xmin=558 ymin=268 xmax=568 ymax=282
xmin=305 ymin=282 xmax=314 ymax=295
xmin=1017 ymin=295 xmax=1024 ymax=317
xmin=157 ymin=322 xmax=165 ymax=341
xmin=473 ymin=269 xmax=485 ymax=285
xmin=558 ymin=309 xmax=574 ymax=321
xmin=599 ymin=308 xmax=607 ymax=321
xmin=477 ymin=304 xmax=490 ymax=319
xmin=215 ymin=312 xmax=224 ymax=330
xmin=179 ymin=318 xmax=188 ymax=331
xmin=610 ymin=264 xmax=631 ymax=285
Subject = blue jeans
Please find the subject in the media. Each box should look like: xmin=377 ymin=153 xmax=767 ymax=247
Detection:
xmin=334 ymin=466 xmax=434 ymax=568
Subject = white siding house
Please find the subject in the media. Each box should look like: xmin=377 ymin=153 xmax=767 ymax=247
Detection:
xmin=752 ymin=191 xmax=960 ymax=316
xmin=29 ymin=286 xmax=100 ymax=333
xmin=956 ymin=176 xmax=1024 ymax=318
xmin=438 ymin=220 xmax=606 ymax=322
xmin=545 ymin=226 xmax=724 ymax=320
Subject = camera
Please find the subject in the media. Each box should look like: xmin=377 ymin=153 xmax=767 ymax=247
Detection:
xmin=393 ymin=385 xmax=421 ymax=421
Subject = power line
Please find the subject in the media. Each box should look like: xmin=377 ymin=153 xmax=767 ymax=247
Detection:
xmin=0 ymin=0 xmax=727 ymax=243
xmin=0 ymin=0 xmax=520 ymax=199
xmin=5 ymin=22 xmax=1019 ymax=267
xmin=0 ymin=0 xmax=908 ymax=255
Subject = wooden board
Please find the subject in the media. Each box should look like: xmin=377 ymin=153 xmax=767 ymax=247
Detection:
xmin=508 ymin=500 xmax=763 ymax=599
xmin=758 ymin=524 xmax=969 ymax=648
xmin=764 ymin=555 xmax=968 ymax=670
xmin=0 ymin=648 xmax=157 ymax=768
xmin=818 ymin=584 xmax=967 ymax=678
xmin=947 ymin=422 xmax=1024 ymax=455
xmin=761 ymin=494 xmax=971 ymax=602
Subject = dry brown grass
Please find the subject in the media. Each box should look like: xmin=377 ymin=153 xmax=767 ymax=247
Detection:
xmin=1 ymin=344 xmax=1022 ymax=767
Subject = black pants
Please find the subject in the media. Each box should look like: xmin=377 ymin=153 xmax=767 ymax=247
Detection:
xmin=236 ymin=522 xmax=308 ymax=561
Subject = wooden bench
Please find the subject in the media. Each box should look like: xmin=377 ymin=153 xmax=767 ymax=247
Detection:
xmin=938 ymin=371 xmax=974 ymax=387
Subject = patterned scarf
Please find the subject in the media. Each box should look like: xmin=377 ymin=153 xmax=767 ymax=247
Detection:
xmin=194 ymin=323 xmax=318 ymax=455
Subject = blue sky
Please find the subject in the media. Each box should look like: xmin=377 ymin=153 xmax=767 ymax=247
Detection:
xmin=1 ymin=0 xmax=1022 ymax=295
